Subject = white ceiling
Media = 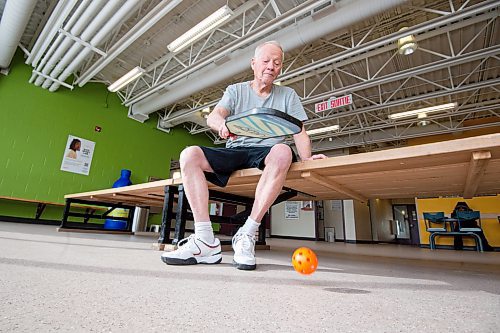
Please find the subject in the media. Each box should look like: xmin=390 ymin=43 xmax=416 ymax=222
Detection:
xmin=2 ymin=0 xmax=499 ymax=153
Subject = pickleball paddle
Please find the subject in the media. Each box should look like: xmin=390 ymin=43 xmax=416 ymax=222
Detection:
xmin=225 ymin=107 xmax=303 ymax=138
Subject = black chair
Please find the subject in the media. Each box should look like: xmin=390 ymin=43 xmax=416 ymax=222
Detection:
xmin=455 ymin=210 xmax=483 ymax=252
xmin=423 ymin=212 xmax=447 ymax=250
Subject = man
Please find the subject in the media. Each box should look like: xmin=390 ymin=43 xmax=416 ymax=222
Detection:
xmin=161 ymin=41 xmax=327 ymax=270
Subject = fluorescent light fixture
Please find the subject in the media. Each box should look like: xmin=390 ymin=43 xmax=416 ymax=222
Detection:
xmin=397 ymin=27 xmax=417 ymax=55
xmin=417 ymin=112 xmax=430 ymax=126
xmin=306 ymin=125 xmax=340 ymax=135
xmin=167 ymin=5 xmax=233 ymax=53
xmin=201 ymin=107 xmax=210 ymax=119
xmin=108 ymin=66 xmax=145 ymax=92
xmin=388 ymin=103 xmax=457 ymax=120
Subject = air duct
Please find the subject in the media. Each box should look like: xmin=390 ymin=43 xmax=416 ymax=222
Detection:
xmin=0 ymin=0 xmax=37 ymax=69
xmin=31 ymin=0 xmax=105 ymax=86
xmin=41 ymin=0 xmax=123 ymax=90
xmin=48 ymin=0 xmax=141 ymax=92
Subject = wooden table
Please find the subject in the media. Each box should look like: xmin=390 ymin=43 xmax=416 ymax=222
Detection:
xmin=62 ymin=133 xmax=500 ymax=246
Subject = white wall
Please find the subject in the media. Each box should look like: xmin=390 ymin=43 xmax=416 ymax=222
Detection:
xmin=324 ymin=200 xmax=344 ymax=240
xmin=341 ymin=200 xmax=373 ymax=242
xmin=354 ymin=200 xmax=372 ymax=241
xmin=369 ymin=199 xmax=395 ymax=242
xmin=271 ymin=201 xmax=316 ymax=238
xmin=343 ymin=200 xmax=357 ymax=241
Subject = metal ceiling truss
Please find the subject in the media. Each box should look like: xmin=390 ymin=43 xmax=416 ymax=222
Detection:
xmin=120 ymin=0 xmax=332 ymax=106
xmin=177 ymin=1 xmax=499 ymax=149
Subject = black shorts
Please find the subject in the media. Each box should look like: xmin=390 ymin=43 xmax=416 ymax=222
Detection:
xmin=199 ymin=146 xmax=297 ymax=187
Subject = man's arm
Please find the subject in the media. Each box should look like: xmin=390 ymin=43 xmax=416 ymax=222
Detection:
xmin=293 ymin=126 xmax=327 ymax=161
xmin=207 ymin=106 xmax=231 ymax=139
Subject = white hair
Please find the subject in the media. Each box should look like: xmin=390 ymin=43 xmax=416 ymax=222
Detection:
xmin=254 ymin=41 xmax=284 ymax=60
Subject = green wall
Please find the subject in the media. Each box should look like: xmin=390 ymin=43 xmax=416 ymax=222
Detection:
xmin=0 ymin=51 xmax=213 ymax=221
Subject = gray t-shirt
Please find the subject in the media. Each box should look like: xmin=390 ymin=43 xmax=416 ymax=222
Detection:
xmin=217 ymin=81 xmax=307 ymax=148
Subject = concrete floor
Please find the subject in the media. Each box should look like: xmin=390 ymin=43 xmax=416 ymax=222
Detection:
xmin=1 ymin=222 xmax=499 ymax=332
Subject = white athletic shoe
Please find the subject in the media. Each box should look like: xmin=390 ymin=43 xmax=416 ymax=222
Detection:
xmin=161 ymin=235 xmax=222 ymax=265
xmin=232 ymin=231 xmax=256 ymax=270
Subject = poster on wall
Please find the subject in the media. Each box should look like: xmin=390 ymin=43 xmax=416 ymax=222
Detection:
xmin=285 ymin=201 xmax=300 ymax=219
xmin=60 ymin=135 xmax=95 ymax=176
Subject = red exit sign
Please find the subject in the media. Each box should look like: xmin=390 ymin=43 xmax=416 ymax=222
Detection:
xmin=315 ymin=94 xmax=353 ymax=112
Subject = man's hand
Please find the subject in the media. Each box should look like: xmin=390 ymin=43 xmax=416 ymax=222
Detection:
xmin=208 ymin=106 xmax=233 ymax=139
xmin=302 ymin=154 xmax=327 ymax=161
xmin=218 ymin=123 xmax=232 ymax=139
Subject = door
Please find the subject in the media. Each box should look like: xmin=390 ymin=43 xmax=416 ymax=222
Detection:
xmin=392 ymin=204 xmax=420 ymax=245
xmin=407 ymin=205 xmax=420 ymax=246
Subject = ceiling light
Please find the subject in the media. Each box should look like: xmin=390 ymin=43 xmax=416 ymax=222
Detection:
xmin=167 ymin=5 xmax=233 ymax=53
xmin=201 ymin=107 xmax=210 ymax=119
xmin=388 ymin=103 xmax=457 ymax=120
xmin=417 ymin=113 xmax=430 ymax=126
xmin=306 ymin=125 xmax=340 ymax=136
xmin=397 ymin=27 xmax=417 ymax=55
xmin=108 ymin=66 xmax=145 ymax=92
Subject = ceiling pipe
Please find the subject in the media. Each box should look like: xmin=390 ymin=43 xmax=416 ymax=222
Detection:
xmin=32 ymin=0 xmax=105 ymax=86
xmin=129 ymin=0 xmax=408 ymax=121
xmin=48 ymin=0 xmax=142 ymax=92
xmin=29 ymin=1 xmax=90 ymax=84
xmin=75 ymin=0 xmax=183 ymax=87
xmin=25 ymin=0 xmax=78 ymax=67
xmin=0 ymin=0 xmax=37 ymax=69
xmin=41 ymin=0 xmax=123 ymax=90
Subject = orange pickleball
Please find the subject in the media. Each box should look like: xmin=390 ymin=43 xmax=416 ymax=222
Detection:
xmin=291 ymin=247 xmax=318 ymax=275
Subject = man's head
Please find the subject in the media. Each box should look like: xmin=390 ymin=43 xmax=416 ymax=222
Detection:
xmin=251 ymin=41 xmax=283 ymax=86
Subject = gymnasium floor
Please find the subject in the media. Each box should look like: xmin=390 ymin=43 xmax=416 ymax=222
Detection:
xmin=1 ymin=222 xmax=498 ymax=332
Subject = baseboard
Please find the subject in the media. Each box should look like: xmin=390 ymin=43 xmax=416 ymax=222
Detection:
xmin=269 ymin=235 xmax=316 ymax=241
xmin=57 ymin=227 xmax=133 ymax=235
xmin=345 ymin=240 xmax=380 ymax=244
xmin=0 ymin=215 xmax=60 ymax=226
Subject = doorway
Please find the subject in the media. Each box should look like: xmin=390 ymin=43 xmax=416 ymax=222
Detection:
xmin=392 ymin=204 xmax=420 ymax=245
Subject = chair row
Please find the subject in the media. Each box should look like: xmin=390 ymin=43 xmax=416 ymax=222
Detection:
xmin=423 ymin=211 xmax=484 ymax=252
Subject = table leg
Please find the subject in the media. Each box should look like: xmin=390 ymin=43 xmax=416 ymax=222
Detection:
xmin=173 ymin=185 xmax=188 ymax=245
xmin=158 ymin=185 xmax=176 ymax=245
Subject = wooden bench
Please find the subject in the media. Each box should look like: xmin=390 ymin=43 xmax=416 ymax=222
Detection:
xmin=0 ymin=196 xmax=66 ymax=224
xmin=0 ymin=196 xmax=109 ymax=227
xmin=62 ymin=133 xmax=500 ymax=248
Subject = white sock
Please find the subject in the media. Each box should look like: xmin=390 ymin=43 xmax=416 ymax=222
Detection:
xmin=195 ymin=222 xmax=215 ymax=243
xmin=240 ymin=217 xmax=260 ymax=236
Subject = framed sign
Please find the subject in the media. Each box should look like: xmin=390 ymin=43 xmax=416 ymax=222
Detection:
xmin=285 ymin=201 xmax=300 ymax=219
xmin=60 ymin=135 xmax=95 ymax=176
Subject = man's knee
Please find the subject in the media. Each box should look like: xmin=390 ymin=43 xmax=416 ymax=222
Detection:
xmin=180 ymin=146 xmax=213 ymax=172
xmin=266 ymin=144 xmax=293 ymax=171
xmin=180 ymin=146 xmax=203 ymax=168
